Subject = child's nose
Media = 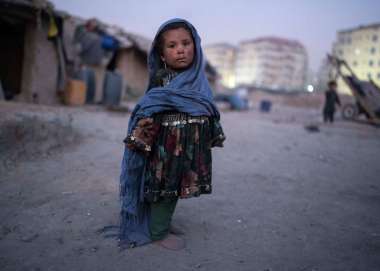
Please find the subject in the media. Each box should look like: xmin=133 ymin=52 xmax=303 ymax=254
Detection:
xmin=177 ymin=45 xmax=185 ymax=53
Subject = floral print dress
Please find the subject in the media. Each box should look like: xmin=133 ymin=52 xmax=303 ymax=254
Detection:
xmin=143 ymin=70 xmax=225 ymax=203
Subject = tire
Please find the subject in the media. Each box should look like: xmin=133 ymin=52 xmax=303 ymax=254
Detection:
xmin=342 ymin=103 xmax=358 ymax=120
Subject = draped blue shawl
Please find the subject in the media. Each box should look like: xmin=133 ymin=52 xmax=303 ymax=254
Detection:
xmin=119 ymin=18 xmax=220 ymax=247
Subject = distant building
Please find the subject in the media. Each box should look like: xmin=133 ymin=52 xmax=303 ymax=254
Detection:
xmin=204 ymin=43 xmax=237 ymax=88
xmin=235 ymin=37 xmax=308 ymax=91
xmin=332 ymin=23 xmax=380 ymax=95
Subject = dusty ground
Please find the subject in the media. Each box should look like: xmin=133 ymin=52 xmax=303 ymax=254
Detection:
xmin=1 ymin=101 xmax=380 ymax=271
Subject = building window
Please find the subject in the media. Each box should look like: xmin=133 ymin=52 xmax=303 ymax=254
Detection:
xmin=369 ymin=60 xmax=374 ymax=67
xmin=373 ymin=35 xmax=378 ymax=42
xmin=370 ymin=47 xmax=376 ymax=54
xmin=378 ymin=73 xmax=380 ymax=79
xmin=353 ymin=61 xmax=358 ymax=67
xmin=338 ymin=49 xmax=344 ymax=56
xmin=368 ymin=73 xmax=372 ymax=79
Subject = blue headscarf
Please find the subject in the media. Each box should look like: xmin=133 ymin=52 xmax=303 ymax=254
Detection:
xmin=119 ymin=18 xmax=220 ymax=247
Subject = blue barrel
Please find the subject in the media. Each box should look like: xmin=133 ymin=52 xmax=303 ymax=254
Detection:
xmin=102 ymin=71 xmax=122 ymax=106
xmin=228 ymin=94 xmax=248 ymax=110
xmin=81 ymin=68 xmax=96 ymax=103
xmin=260 ymin=100 xmax=272 ymax=112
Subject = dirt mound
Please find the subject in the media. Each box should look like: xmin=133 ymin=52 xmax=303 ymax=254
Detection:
xmin=0 ymin=105 xmax=81 ymax=171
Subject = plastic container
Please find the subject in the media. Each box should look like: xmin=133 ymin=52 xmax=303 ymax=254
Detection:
xmin=259 ymin=100 xmax=272 ymax=112
xmin=102 ymin=71 xmax=122 ymax=106
xmin=64 ymin=79 xmax=86 ymax=106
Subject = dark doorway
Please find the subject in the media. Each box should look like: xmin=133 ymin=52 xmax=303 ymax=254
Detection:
xmin=0 ymin=19 xmax=25 ymax=100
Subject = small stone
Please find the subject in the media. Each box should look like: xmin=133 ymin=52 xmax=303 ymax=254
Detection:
xmin=1 ymin=226 xmax=12 ymax=236
xmin=74 ymin=247 xmax=85 ymax=255
xmin=21 ymin=233 xmax=39 ymax=243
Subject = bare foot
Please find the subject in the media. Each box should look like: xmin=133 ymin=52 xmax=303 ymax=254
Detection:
xmin=154 ymin=234 xmax=185 ymax=250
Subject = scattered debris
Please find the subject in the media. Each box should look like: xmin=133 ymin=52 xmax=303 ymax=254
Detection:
xmin=0 ymin=226 xmax=13 ymax=240
xmin=62 ymin=191 xmax=74 ymax=195
xmin=56 ymin=237 xmax=64 ymax=245
xmin=20 ymin=233 xmax=39 ymax=243
xmin=304 ymin=123 xmax=320 ymax=133
xmin=106 ymin=105 xmax=130 ymax=113
xmin=318 ymin=154 xmax=327 ymax=162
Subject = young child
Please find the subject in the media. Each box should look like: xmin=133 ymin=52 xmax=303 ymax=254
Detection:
xmin=119 ymin=18 xmax=225 ymax=250
xmin=323 ymin=80 xmax=341 ymax=123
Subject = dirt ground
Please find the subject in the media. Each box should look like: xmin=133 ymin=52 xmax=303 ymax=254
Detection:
xmin=1 ymin=101 xmax=380 ymax=271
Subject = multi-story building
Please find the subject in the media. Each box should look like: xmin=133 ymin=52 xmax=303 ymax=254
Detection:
xmin=332 ymin=23 xmax=380 ymax=95
xmin=234 ymin=37 xmax=308 ymax=91
xmin=204 ymin=43 xmax=237 ymax=88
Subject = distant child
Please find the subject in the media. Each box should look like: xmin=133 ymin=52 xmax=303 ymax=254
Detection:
xmin=119 ymin=18 xmax=225 ymax=250
xmin=323 ymin=80 xmax=341 ymax=123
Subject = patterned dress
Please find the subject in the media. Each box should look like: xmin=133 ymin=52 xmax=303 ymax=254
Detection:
xmin=143 ymin=70 xmax=225 ymax=203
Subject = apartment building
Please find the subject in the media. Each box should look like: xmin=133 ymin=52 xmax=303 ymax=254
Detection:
xmin=332 ymin=23 xmax=380 ymax=94
xmin=204 ymin=43 xmax=237 ymax=88
xmin=234 ymin=37 xmax=308 ymax=91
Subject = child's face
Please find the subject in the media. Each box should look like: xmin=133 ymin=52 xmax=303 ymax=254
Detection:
xmin=160 ymin=28 xmax=195 ymax=71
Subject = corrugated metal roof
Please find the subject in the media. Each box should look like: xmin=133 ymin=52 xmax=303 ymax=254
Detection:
xmin=66 ymin=15 xmax=152 ymax=53
xmin=1 ymin=0 xmax=54 ymax=10
xmin=101 ymin=24 xmax=151 ymax=53
xmin=102 ymin=25 xmax=134 ymax=48
xmin=0 ymin=0 xmax=65 ymax=19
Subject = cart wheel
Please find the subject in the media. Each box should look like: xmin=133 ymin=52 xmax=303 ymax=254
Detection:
xmin=342 ymin=103 xmax=358 ymax=120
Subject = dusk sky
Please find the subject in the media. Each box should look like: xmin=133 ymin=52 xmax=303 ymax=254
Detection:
xmin=50 ymin=0 xmax=380 ymax=72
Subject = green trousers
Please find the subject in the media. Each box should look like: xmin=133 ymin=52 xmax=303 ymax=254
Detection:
xmin=149 ymin=198 xmax=178 ymax=241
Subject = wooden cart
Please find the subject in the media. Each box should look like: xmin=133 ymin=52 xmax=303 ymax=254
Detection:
xmin=328 ymin=55 xmax=380 ymax=125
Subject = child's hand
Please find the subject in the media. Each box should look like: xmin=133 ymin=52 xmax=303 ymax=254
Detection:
xmin=135 ymin=118 xmax=159 ymax=144
xmin=124 ymin=118 xmax=160 ymax=154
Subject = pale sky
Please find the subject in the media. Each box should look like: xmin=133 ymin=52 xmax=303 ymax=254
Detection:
xmin=50 ymin=0 xmax=380 ymax=72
